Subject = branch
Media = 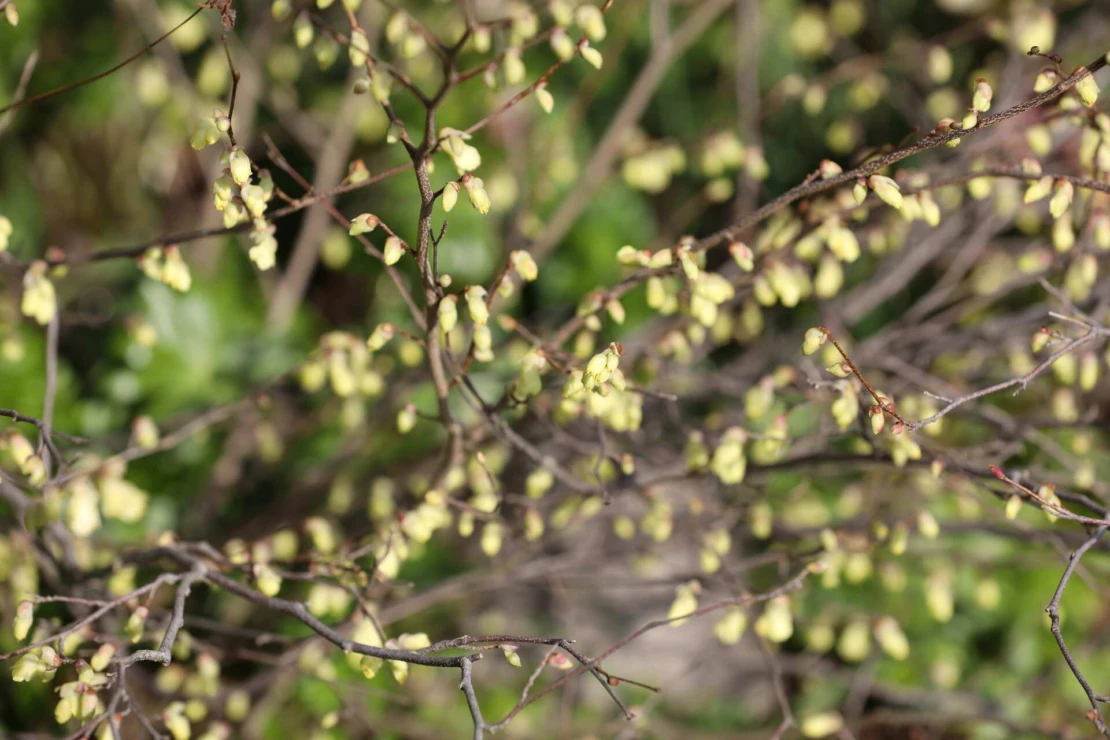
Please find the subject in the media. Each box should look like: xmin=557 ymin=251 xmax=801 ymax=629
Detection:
xmin=118 ymin=565 xmax=207 ymax=667
xmin=0 ymin=408 xmax=87 ymax=444
xmin=484 ymin=564 xmax=818 ymax=731
xmin=692 ymin=52 xmax=1110 ymax=256
xmin=0 ymin=6 xmax=205 ymax=116
xmin=1045 ymin=526 xmax=1110 ymax=736
xmin=0 ymin=48 xmax=39 ymax=135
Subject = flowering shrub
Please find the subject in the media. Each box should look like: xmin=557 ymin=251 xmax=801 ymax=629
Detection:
xmin=1 ymin=0 xmax=1109 ymax=737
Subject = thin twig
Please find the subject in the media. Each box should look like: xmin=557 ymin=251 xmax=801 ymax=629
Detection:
xmin=0 ymin=7 xmax=205 ymax=115
xmin=1045 ymin=526 xmax=1110 ymax=736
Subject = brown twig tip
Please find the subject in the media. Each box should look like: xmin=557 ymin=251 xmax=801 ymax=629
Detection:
xmin=989 ymin=465 xmax=1006 ymax=480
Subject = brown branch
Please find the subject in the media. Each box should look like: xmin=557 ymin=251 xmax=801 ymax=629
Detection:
xmin=0 ymin=48 xmax=39 ymax=135
xmin=0 ymin=6 xmax=205 ymax=116
xmin=0 ymin=573 xmax=184 ymax=663
xmin=1045 ymin=526 xmax=1110 ymax=736
xmin=527 ymin=0 xmax=732 ymax=261
xmin=0 ymin=408 xmax=87 ymax=444
xmin=484 ymin=564 xmax=818 ymax=731
xmin=690 ymin=52 xmax=1110 ymax=257
xmin=118 ymin=565 xmax=207 ymax=667
xmin=909 ymin=327 xmax=1107 ymax=432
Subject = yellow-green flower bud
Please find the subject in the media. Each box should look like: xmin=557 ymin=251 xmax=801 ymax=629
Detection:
xmin=550 ymin=28 xmax=576 ymax=60
xmin=465 ymin=176 xmax=491 ymax=214
xmin=925 ymin=571 xmax=953 ymax=622
xmin=383 ymin=236 xmax=405 ymax=266
xmin=868 ymin=175 xmax=903 ymax=210
xmin=971 ymin=77 xmax=992 ymax=112
xmin=852 ymin=179 xmax=867 ymax=204
xmin=917 ymin=510 xmax=940 ymax=539
xmin=801 ymin=712 xmax=843 ymax=738
xmin=1034 ymin=68 xmax=1058 ymax=93
xmin=90 ymin=643 xmax=115 ymax=672
xmin=397 ymin=404 xmax=416 ymax=434
xmin=191 ymin=117 xmax=221 ymax=150
xmin=480 ymin=521 xmax=503 ymax=556
xmin=666 ymin=581 xmax=699 ymax=626
xmin=442 ymin=181 xmax=459 ymax=212
xmin=927 ymin=46 xmax=952 ymax=84
xmin=13 ymin=601 xmax=33 ymax=641
xmin=1075 ymin=67 xmax=1100 ymax=107
xmin=1049 ymin=179 xmax=1074 ymax=218
xmin=510 ymin=250 xmax=538 ymax=281
xmin=710 ymin=427 xmax=747 ymax=485
xmin=349 ymin=213 xmax=380 ymax=235
xmin=802 ymin=326 xmax=828 ymax=355
xmin=21 ymin=261 xmax=57 ymax=326
xmin=126 ymin=606 xmax=149 ymax=644
xmin=464 ymin=286 xmax=489 ymax=324
xmin=575 ymin=4 xmax=606 ymax=40
xmin=579 ymin=44 xmax=603 ymax=69
xmin=837 ymin=619 xmax=871 ymax=662
xmin=228 ymin=147 xmax=252 ymax=185
xmin=754 ymin=596 xmax=792 ymax=643
xmin=437 ymin=295 xmax=458 ymax=338
xmin=713 ymin=608 xmax=748 ymax=645
xmin=1024 ymin=175 xmax=1053 ymax=203
xmin=535 ymin=85 xmax=554 ymax=113
xmin=503 ymin=48 xmax=525 ymax=85
xmin=161 ymin=247 xmax=192 ymax=292
xmin=349 ymin=28 xmax=369 ymax=67
xmin=254 ymin=564 xmax=282 ymax=596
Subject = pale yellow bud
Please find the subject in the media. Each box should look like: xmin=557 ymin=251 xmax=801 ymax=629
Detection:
xmin=579 ymin=44 xmax=603 ymax=69
xmin=802 ymin=326 xmax=828 ymax=355
xmin=535 ymin=85 xmax=554 ymax=114
xmin=868 ymin=175 xmax=903 ymax=210
xmin=1075 ymin=67 xmax=1100 ymax=107
xmin=874 ymin=616 xmax=910 ymax=660
xmin=1049 ymin=179 xmax=1074 ymax=218
xmin=713 ymin=608 xmax=748 ymax=645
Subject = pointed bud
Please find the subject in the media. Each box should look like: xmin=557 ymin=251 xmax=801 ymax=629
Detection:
xmin=972 ymin=77 xmax=993 ymax=112
xmin=1031 ymin=327 xmax=1052 ymax=353
xmin=228 ymin=147 xmax=252 ymax=185
xmin=1050 ymin=179 xmax=1074 ymax=218
xmin=1075 ymin=67 xmax=1100 ymax=107
xmin=869 ymin=405 xmax=886 ymax=435
xmin=464 ymin=176 xmax=491 ymax=214
xmin=1033 ymin=68 xmax=1058 ymax=93
xmin=1024 ymin=176 xmax=1053 ymax=203
xmin=535 ymin=85 xmax=554 ymax=113
xmin=397 ymin=404 xmax=416 ymax=434
xmin=383 ymin=236 xmax=405 ymax=265
xmin=852 ymin=179 xmax=867 ymax=204
xmin=579 ymin=43 xmax=603 ymax=69
xmin=464 ymin=286 xmax=489 ymax=324
xmin=510 ymin=250 xmax=538 ymax=281
xmin=713 ymin=608 xmax=748 ymax=645
xmin=13 ymin=601 xmax=33 ymax=641
xmin=818 ymin=159 xmax=842 ymax=179
xmin=868 ymin=175 xmax=903 ymax=210
xmin=442 ymin=181 xmax=459 ymax=213
xmin=729 ymin=241 xmax=754 ymax=271
xmin=802 ymin=326 xmax=828 ymax=355
xmin=438 ymin=295 xmax=458 ymax=336
xmin=349 ymin=213 xmax=380 ymax=235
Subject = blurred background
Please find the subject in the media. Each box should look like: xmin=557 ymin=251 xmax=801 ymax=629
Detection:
xmin=2 ymin=0 xmax=1110 ymax=738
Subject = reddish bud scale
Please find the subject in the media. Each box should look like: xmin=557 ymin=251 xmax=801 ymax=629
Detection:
xmin=989 ymin=466 xmax=1006 ymax=480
